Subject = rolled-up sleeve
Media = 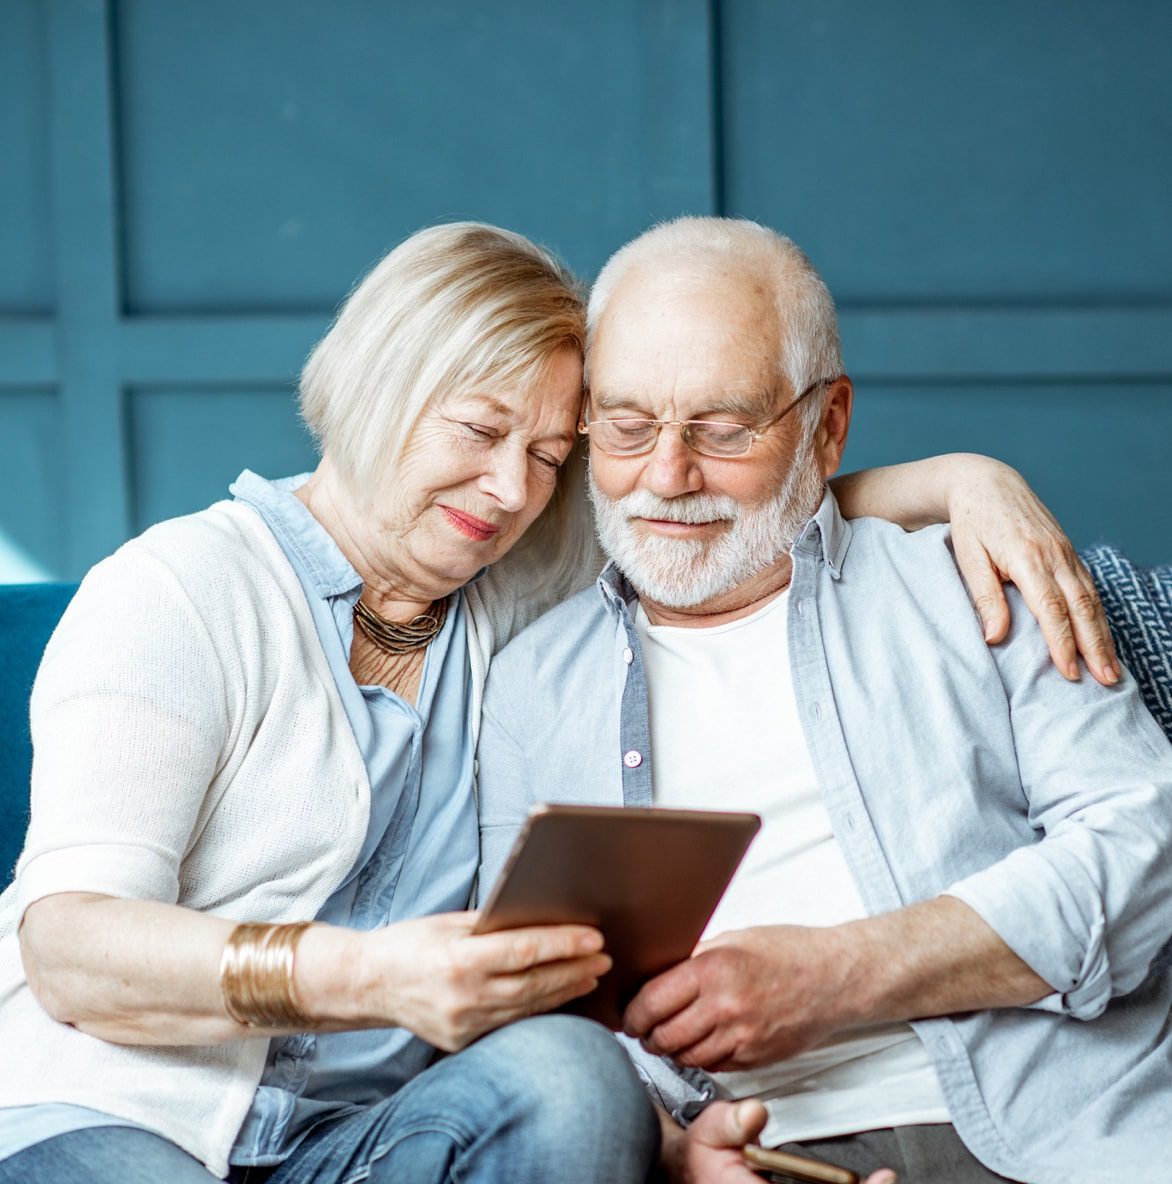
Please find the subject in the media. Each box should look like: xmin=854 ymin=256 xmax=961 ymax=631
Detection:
xmin=945 ymin=590 xmax=1172 ymax=1020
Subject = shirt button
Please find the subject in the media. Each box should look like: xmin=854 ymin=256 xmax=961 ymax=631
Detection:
xmin=473 ymin=759 xmax=479 ymax=777
xmin=623 ymin=750 xmax=643 ymax=768
xmin=622 ymin=646 xmax=634 ymax=664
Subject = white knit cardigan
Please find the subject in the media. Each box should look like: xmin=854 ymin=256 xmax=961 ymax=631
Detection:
xmin=0 ymin=498 xmax=598 ymax=1177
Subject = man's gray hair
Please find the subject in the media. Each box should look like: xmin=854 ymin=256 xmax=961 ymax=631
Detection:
xmin=586 ymin=217 xmax=843 ymax=425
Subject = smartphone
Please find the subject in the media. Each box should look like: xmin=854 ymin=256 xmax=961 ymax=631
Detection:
xmin=743 ymin=1143 xmax=860 ymax=1184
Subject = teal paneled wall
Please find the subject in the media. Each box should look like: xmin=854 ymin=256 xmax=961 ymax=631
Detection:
xmin=1 ymin=0 xmax=1169 ymax=580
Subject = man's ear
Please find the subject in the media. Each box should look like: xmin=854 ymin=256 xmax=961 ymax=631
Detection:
xmin=816 ymin=377 xmax=853 ymax=479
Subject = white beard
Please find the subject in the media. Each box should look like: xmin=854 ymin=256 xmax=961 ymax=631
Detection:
xmin=588 ymin=444 xmax=827 ymax=610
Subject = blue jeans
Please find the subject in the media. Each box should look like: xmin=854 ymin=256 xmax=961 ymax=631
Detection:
xmin=0 ymin=1016 xmax=660 ymax=1184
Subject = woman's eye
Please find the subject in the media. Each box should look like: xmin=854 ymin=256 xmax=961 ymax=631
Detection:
xmin=462 ymin=422 xmax=495 ymax=439
xmin=531 ymin=452 xmax=562 ymax=471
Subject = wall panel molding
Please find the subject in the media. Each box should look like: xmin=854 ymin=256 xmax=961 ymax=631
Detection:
xmin=2 ymin=0 xmax=1169 ymax=577
xmin=47 ymin=0 xmax=130 ymax=572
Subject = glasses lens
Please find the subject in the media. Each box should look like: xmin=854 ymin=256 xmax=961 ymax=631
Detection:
xmin=592 ymin=419 xmax=658 ymax=455
xmin=685 ymin=421 xmax=754 ymax=457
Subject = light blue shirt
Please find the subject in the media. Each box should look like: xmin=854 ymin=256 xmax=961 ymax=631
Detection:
xmin=0 ymin=471 xmax=480 ymax=1166
xmin=476 ymin=491 xmax=1172 ymax=1184
xmin=230 ymin=471 xmax=479 ymax=1164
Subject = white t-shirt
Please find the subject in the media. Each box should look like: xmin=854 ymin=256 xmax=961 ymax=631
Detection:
xmin=635 ymin=589 xmax=950 ymax=1145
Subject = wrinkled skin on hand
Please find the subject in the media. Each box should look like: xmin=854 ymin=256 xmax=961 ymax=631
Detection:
xmin=361 ymin=911 xmax=611 ymax=1051
xmin=946 ymin=458 xmax=1118 ymax=686
xmin=624 ymin=924 xmax=854 ymax=1072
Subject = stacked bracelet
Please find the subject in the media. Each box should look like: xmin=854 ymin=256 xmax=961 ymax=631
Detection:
xmin=219 ymin=921 xmax=316 ymax=1029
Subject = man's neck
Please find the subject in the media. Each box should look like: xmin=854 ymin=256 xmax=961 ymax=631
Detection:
xmin=637 ymin=554 xmax=794 ymax=629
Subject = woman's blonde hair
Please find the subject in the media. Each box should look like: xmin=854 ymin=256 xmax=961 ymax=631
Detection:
xmin=300 ymin=221 xmax=591 ymax=589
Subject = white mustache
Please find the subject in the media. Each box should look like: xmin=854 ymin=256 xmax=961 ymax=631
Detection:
xmin=617 ymin=490 xmax=740 ymax=525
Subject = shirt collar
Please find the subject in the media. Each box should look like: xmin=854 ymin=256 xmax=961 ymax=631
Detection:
xmin=792 ymin=488 xmax=853 ymax=579
xmin=230 ymin=469 xmax=363 ymax=602
xmin=594 ymin=485 xmax=854 ymax=613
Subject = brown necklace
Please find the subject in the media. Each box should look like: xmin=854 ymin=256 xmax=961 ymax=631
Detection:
xmin=353 ymin=595 xmax=448 ymax=655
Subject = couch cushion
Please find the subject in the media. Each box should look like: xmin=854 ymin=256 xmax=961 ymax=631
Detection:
xmin=1082 ymin=546 xmax=1172 ymax=741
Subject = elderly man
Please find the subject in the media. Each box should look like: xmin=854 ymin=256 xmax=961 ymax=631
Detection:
xmin=475 ymin=218 xmax=1172 ymax=1184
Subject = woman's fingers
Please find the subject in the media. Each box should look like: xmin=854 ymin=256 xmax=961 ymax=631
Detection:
xmin=1056 ymin=559 xmax=1120 ymax=686
xmin=950 ymin=536 xmax=1011 ymax=644
xmin=1005 ymin=547 xmax=1119 ymax=684
xmin=471 ymin=923 xmax=605 ymax=974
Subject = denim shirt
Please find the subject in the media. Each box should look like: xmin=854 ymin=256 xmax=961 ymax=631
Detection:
xmin=476 ymin=492 xmax=1172 ymax=1184
xmin=228 ymin=471 xmax=479 ymax=1165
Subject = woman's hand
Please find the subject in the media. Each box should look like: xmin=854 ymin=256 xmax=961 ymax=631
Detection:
xmin=831 ymin=454 xmax=1119 ymax=686
xmin=21 ymin=896 xmax=607 ymax=1050
xmin=943 ymin=456 xmax=1118 ymax=685
xmin=337 ymin=911 xmax=611 ymax=1051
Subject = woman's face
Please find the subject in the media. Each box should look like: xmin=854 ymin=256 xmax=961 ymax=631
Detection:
xmin=374 ymin=345 xmax=583 ymax=590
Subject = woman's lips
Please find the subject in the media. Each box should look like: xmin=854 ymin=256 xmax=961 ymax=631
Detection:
xmin=441 ymin=506 xmax=501 ymax=542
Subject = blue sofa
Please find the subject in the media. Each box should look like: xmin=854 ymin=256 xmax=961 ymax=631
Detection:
xmin=2 ymin=550 xmax=1171 ymax=891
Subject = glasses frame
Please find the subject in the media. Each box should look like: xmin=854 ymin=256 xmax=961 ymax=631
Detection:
xmin=579 ymin=376 xmax=837 ymax=459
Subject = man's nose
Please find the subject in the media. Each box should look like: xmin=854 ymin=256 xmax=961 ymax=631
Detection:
xmin=641 ymin=425 xmax=703 ymax=498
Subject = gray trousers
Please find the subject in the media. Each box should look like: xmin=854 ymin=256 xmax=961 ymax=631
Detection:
xmin=777 ymin=1125 xmax=1016 ymax=1183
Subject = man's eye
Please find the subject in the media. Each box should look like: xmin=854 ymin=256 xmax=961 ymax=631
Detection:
xmin=613 ymin=420 xmax=653 ymax=437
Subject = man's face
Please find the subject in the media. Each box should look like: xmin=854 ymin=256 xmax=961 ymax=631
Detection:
xmin=586 ymin=266 xmax=841 ymax=611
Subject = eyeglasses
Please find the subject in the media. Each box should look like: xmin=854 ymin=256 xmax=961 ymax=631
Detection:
xmin=579 ymin=377 xmax=835 ymax=459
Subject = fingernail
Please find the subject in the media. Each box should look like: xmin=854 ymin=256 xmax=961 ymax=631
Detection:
xmin=1066 ymin=661 xmax=1080 ymax=681
xmin=1106 ymin=662 xmax=1120 ymax=684
xmin=983 ymin=620 xmax=996 ymax=641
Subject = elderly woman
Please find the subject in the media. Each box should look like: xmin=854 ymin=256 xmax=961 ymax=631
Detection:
xmin=0 ymin=222 xmax=1113 ymax=1184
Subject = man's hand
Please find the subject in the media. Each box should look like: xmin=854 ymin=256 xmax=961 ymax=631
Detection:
xmin=659 ymin=1101 xmax=896 ymax=1184
xmin=624 ymin=901 xmax=1050 ymax=1074
xmin=625 ymin=925 xmax=857 ymax=1072
xmin=944 ymin=455 xmax=1119 ymax=686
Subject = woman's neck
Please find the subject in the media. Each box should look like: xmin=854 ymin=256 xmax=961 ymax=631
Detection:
xmin=295 ymin=460 xmax=444 ymax=621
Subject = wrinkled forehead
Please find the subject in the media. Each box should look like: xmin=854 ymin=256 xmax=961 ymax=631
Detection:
xmin=589 ymin=270 xmax=783 ymax=411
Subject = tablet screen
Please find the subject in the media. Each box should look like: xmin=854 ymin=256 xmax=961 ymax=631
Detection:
xmin=475 ymin=804 xmax=760 ymax=1029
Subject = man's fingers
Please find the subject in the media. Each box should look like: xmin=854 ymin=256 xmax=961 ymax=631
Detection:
xmin=952 ymin=537 xmax=1010 ymax=644
xmin=622 ymin=963 xmax=700 ymax=1038
xmin=641 ymin=1002 xmax=721 ymax=1060
xmin=691 ymin=1099 xmax=768 ymax=1151
xmin=671 ymin=1025 xmax=738 ymax=1069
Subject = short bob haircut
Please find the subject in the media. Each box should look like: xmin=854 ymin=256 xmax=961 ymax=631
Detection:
xmin=300 ymin=221 xmax=592 ymax=592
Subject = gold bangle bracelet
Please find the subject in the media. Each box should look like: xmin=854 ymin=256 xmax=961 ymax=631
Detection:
xmin=219 ymin=921 xmax=316 ymax=1029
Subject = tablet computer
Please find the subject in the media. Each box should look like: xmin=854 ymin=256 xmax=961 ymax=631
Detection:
xmin=474 ymin=803 xmax=760 ymax=1029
